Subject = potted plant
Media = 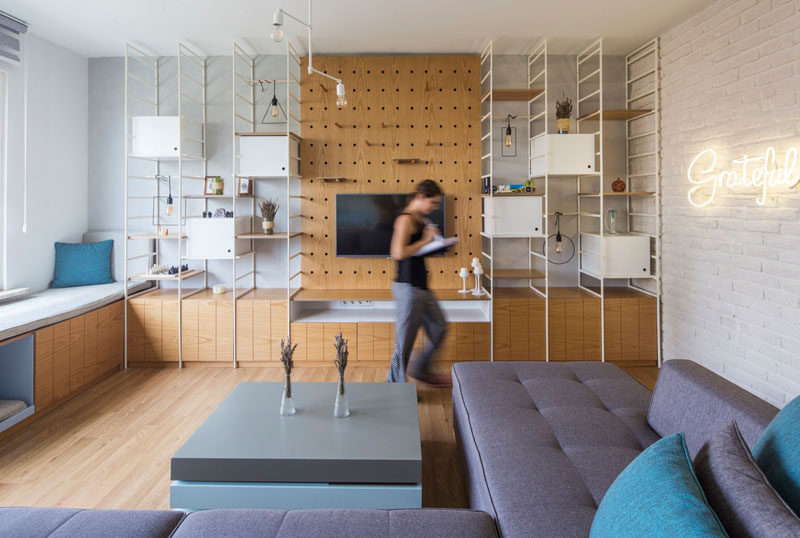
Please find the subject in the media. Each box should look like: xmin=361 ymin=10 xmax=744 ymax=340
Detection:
xmin=333 ymin=332 xmax=350 ymax=418
xmin=259 ymin=198 xmax=279 ymax=235
xmin=555 ymin=97 xmax=573 ymax=134
xmin=280 ymin=337 xmax=298 ymax=416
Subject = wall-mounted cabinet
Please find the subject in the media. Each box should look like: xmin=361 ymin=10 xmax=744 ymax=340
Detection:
xmin=132 ymin=116 xmax=180 ymax=158
xmin=237 ymin=133 xmax=301 ymax=178
xmin=529 ymin=134 xmax=595 ymax=177
xmin=187 ymin=217 xmax=251 ymax=259
xmin=580 ymin=234 xmax=650 ymax=278
xmin=482 ymin=196 xmax=543 ymax=237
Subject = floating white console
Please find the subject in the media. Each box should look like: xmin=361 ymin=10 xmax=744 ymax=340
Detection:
xmin=291 ymin=299 xmax=491 ymax=323
xmin=529 ymin=134 xmax=595 ymax=177
xmin=580 ymin=234 xmax=651 ymax=278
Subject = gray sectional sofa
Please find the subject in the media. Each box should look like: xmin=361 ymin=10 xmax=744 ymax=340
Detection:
xmin=452 ymin=359 xmax=779 ymax=537
xmin=0 ymin=359 xmax=780 ymax=537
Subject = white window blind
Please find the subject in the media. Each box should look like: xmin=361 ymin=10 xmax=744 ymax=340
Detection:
xmin=0 ymin=11 xmax=27 ymax=65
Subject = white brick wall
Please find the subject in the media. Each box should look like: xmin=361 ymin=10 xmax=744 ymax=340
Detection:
xmin=660 ymin=0 xmax=800 ymax=407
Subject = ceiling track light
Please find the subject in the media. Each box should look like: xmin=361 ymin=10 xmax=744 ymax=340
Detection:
xmin=270 ymin=0 xmax=346 ymax=108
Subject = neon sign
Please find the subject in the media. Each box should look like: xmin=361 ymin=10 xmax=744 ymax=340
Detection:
xmin=687 ymin=146 xmax=800 ymax=207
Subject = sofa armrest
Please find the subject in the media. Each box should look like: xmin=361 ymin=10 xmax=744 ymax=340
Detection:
xmin=648 ymin=360 xmax=778 ymax=456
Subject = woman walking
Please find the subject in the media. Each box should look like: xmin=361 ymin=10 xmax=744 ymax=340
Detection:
xmin=386 ymin=180 xmax=451 ymax=386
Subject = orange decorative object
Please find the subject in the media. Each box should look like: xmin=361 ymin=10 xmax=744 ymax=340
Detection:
xmin=612 ymin=177 xmax=626 ymax=192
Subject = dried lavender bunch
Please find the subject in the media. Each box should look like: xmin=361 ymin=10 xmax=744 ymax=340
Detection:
xmin=280 ymin=337 xmax=298 ymax=397
xmin=333 ymin=332 xmax=349 ymax=394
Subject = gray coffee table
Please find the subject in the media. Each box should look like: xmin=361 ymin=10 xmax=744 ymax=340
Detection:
xmin=170 ymin=381 xmax=422 ymax=511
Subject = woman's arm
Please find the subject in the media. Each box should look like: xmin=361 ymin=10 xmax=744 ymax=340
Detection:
xmin=390 ymin=215 xmax=436 ymax=260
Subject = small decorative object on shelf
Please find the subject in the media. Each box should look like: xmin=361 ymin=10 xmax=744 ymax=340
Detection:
xmin=555 ymin=96 xmax=573 ymax=134
xmin=470 ymin=258 xmax=484 ymax=296
xmin=280 ymin=338 xmax=298 ymax=416
xmin=146 ymin=263 xmax=168 ymax=275
xmin=605 ymin=209 xmax=618 ymax=234
xmin=612 ymin=177 xmax=626 ymax=192
xmin=213 ymin=208 xmax=227 ymax=218
xmin=259 ymin=197 xmax=279 ymax=235
xmin=237 ymin=177 xmax=253 ymax=196
xmin=458 ymin=267 xmax=470 ymax=294
xmin=333 ymin=332 xmax=350 ymax=418
xmin=205 ymin=176 xmax=224 ymax=195
xmin=212 ymin=284 xmax=226 ymax=294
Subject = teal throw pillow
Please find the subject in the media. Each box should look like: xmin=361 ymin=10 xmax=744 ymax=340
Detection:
xmin=51 ymin=240 xmax=114 ymax=288
xmin=752 ymin=395 xmax=800 ymax=515
xmin=590 ymin=433 xmax=727 ymax=538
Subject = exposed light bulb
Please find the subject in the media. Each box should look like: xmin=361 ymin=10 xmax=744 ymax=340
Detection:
xmin=504 ymin=125 xmax=513 ymax=147
xmin=271 ymin=96 xmax=279 ymax=117
xmin=270 ymin=11 xmax=284 ymax=42
xmin=336 ymin=81 xmax=347 ymax=108
xmin=166 ymin=194 xmax=174 ymax=216
xmin=555 ymin=232 xmax=563 ymax=254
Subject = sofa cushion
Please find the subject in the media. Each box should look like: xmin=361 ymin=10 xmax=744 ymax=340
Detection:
xmin=648 ymin=360 xmax=778 ymax=456
xmin=694 ymin=421 xmax=800 ymax=537
xmin=0 ymin=507 xmax=184 ymax=537
xmin=752 ymin=395 xmax=800 ymax=516
xmin=452 ymin=362 xmax=659 ymax=538
xmin=173 ymin=508 xmax=497 ymax=538
xmin=591 ymin=433 xmax=727 ymax=537
xmin=52 ymin=240 xmax=114 ymax=288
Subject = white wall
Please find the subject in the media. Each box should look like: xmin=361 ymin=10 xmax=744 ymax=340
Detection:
xmin=660 ymin=0 xmax=800 ymax=406
xmin=3 ymin=34 xmax=88 ymax=292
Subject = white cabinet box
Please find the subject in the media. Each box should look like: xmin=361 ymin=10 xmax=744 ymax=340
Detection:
xmin=580 ymin=234 xmax=650 ymax=278
xmin=529 ymin=134 xmax=595 ymax=177
xmin=187 ymin=217 xmax=251 ymax=259
xmin=482 ymin=196 xmax=544 ymax=237
xmin=132 ymin=116 xmax=180 ymax=158
xmin=238 ymin=134 xmax=301 ymax=177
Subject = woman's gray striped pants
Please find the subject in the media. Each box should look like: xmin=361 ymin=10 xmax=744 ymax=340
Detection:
xmin=386 ymin=282 xmax=447 ymax=382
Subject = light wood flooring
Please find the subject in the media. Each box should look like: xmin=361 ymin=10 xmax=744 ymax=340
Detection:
xmin=0 ymin=364 xmax=657 ymax=510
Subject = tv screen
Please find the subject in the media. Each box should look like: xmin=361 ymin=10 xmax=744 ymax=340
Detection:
xmin=336 ymin=193 xmax=445 ymax=257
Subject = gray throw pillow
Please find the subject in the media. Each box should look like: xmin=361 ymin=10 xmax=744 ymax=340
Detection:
xmin=694 ymin=421 xmax=800 ymax=538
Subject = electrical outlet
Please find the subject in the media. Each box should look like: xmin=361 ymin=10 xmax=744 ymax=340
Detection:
xmin=339 ymin=300 xmax=375 ymax=308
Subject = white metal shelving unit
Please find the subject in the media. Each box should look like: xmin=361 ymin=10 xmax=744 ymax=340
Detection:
xmin=479 ymin=41 xmax=494 ymax=358
xmin=576 ymin=38 xmax=606 ymax=361
xmin=625 ymin=37 xmax=662 ymax=366
xmin=123 ymin=42 xmax=208 ymax=369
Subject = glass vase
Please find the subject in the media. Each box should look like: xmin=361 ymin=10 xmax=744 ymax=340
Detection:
xmin=280 ymin=374 xmax=296 ymax=416
xmin=334 ymin=375 xmax=350 ymax=418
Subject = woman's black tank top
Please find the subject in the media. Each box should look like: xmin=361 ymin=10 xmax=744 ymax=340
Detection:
xmin=395 ymin=212 xmax=428 ymax=289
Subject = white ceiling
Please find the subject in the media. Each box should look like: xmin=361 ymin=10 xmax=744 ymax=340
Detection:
xmin=4 ymin=0 xmax=713 ymax=58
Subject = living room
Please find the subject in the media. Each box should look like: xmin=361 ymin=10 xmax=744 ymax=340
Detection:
xmin=0 ymin=0 xmax=798 ymax=536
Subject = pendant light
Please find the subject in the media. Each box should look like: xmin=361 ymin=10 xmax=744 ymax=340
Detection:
xmin=270 ymin=0 xmax=346 ymax=109
xmin=554 ymin=211 xmax=562 ymax=254
xmin=270 ymin=83 xmax=280 ymax=117
xmin=157 ymin=175 xmax=174 ymax=216
xmin=504 ymin=115 xmax=513 ymax=148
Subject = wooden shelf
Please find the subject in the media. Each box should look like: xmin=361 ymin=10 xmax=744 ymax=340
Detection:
xmin=493 ymin=286 xmax=596 ymax=300
xmin=127 ymin=154 xmax=206 ymax=162
xmin=482 ymin=193 xmax=543 ymax=197
xmin=392 ymin=158 xmax=426 ymax=165
xmin=578 ymin=192 xmax=654 ymax=197
xmin=183 ymin=194 xmax=253 ymax=199
xmin=318 ymin=177 xmax=349 ymax=183
xmin=134 ymin=287 xmax=288 ymax=301
xmin=487 ymin=269 xmax=546 ymax=280
xmin=236 ymin=232 xmax=303 ymax=239
xmin=127 ymin=234 xmax=187 ymax=240
xmin=131 ymin=269 xmax=204 ymax=282
xmin=235 ymin=131 xmax=301 ymax=141
xmin=577 ymin=109 xmax=652 ymax=122
xmin=291 ymin=288 xmax=490 ymax=302
xmin=483 ymin=88 xmax=545 ymax=102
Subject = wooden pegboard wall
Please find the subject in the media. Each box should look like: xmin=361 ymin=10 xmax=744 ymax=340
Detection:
xmin=300 ymin=55 xmax=481 ymax=289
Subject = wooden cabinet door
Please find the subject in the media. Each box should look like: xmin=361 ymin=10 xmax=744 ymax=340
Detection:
xmin=528 ymin=299 xmax=547 ymax=361
xmin=509 ymin=301 xmax=529 ymax=360
xmin=564 ymin=299 xmax=584 ymax=361
xmin=109 ymin=301 xmax=124 ymax=370
xmin=35 ymin=327 xmax=54 ymax=409
xmin=197 ymin=299 xmax=216 ymax=362
xmin=181 ymin=300 xmax=199 ymax=362
xmin=97 ymin=304 xmax=110 ymax=375
xmin=52 ymin=320 xmax=71 ymax=400
xmin=252 ymin=299 xmax=270 ymax=361
xmin=304 ymin=323 xmax=324 ymax=362
xmin=603 ymin=298 xmax=622 ymax=362
xmin=372 ymin=322 xmax=394 ymax=362
xmin=473 ymin=323 xmax=491 ymax=361
xmin=144 ymin=298 xmax=162 ymax=362
xmin=69 ymin=316 xmax=85 ymax=391
xmin=620 ymin=298 xmax=640 ymax=362
xmin=356 ymin=323 xmax=374 ymax=362
xmin=84 ymin=310 xmax=98 ymax=382
xmin=161 ymin=301 xmax=179 ymax=362
xmin=127 ymin=301 xmax=145 ymax=362
xmin=216 ymin=302 xmax=234 ymax=364
xmin=269 ymin=301 xmax=288 ymax=361
xmin=455 ymin=322 xmax=474 ymax=362
xmin=638 ymin=297 xmax=658 ymax=363
xmin=289 ymin=323 xmax=308 ymax=361
xmin=493 ymin=299 xmax=511 ymax=361
xmin=583 ymin=298 xmax=602 ymax=361
xmin=548 ymin=299 xmax=566 ymax=361
xmin=236 ymin=300 xmax=253 ymax=362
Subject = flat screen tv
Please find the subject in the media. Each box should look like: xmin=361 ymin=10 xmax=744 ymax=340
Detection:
xmin=336 ymin=193 xmax=445 ymax=257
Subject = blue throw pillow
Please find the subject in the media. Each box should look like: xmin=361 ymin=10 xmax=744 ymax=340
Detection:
xmin=51 ymin=240 xmax=114 ymax=288
xmin=590 ymin=433 xmax=727 ymax=538
xmin=753 ymin=395 xmax=800 ymax=515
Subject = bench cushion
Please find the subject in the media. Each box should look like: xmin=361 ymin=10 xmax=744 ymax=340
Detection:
xmin=0 ymin=507 xmax=185 ymax=538
xmin=452 ymin=361 xmax=658 ymax=538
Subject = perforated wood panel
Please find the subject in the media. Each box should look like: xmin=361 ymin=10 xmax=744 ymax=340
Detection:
xmin=300 ymin=56 xmax=481 ymax=289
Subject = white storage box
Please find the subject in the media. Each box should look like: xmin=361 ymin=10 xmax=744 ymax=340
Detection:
xmin=238 ymin=134 xmax=301 ymax=177
xmin=482 ymin=196 xmax=543 ymax=237
xmin=132 ymin=116 xmax=180 ymax=158
xmin=187 ymin=217 xmax=251 ymax=259
xmin=529 ymin=134 xmax=595 ymax=177
xmin=580 ymin=234 xmax=650 ymax=278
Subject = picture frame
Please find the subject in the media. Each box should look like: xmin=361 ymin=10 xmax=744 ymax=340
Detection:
xmin=204 ymin=176 xmax=216 ymax=195
xmin=237 ymin=177 xmax=253 ymax=196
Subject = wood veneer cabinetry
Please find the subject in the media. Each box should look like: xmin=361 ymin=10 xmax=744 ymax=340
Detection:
xmin=34 ymin=300 xmax=123 ymax=413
